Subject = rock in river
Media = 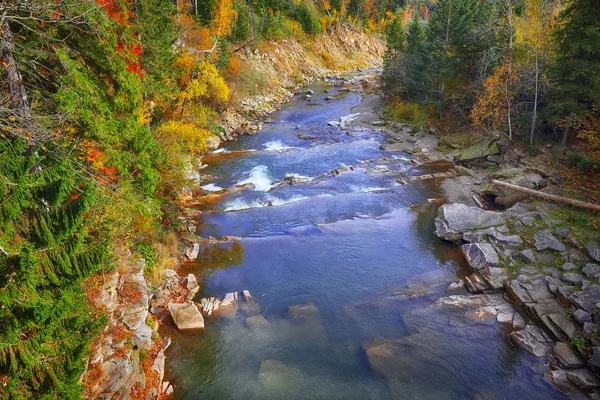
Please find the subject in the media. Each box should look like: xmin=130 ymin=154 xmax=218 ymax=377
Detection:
xmin=461 ymin=243 xmax=500 ymax=271
xmin=259 ymin=359 xmax=304 ymax=392
xmin=168 ymin=302 xmax=204 ymax=331
xmin=435 ymin=204 xmax=504 ymax=242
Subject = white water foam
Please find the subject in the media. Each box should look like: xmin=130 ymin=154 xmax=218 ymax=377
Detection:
xmin=213 ymin=148 xmax=227 ymax=153
xmin=238 ymin=165 xmax=275 ymax=191
xmin=224 ymin=193 xmax=334 ymax=212
xmin=284 ymin=173 xmax=313 ymax=182
xmin=263 ymin=140 xmax=297 ymax=152
xmin=349 ymin=185 xmax=387 ymax=193
xmin=200 ymin=183 xmax=223 ymax=192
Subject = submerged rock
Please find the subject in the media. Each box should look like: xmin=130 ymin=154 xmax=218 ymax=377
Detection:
xmin=259 ymin=360 xmax=304 ymax=391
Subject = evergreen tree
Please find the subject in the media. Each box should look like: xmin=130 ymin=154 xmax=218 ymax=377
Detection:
xmin=427 ymin=0 xmax=481 ymax=117
xmin=382 ymin=16 xmax=407 ymax=94
xmin=548 ymin=0 xmax=600 ymax=144
xmin=405 ymin=16 xmax=430 ymax=99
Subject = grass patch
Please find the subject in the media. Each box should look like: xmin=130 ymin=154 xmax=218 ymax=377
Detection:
xmin=383 ymin=99 xmax=436 ymax=130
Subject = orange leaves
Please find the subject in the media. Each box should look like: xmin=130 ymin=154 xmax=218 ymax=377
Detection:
xmin=174 ymin=53 xmax=196 ymax=88
xmin=471 ymin=61 xmax=518 ymax=132
xmin=180 ymin=14 xmax=214 ymax=52
xmin=210 ymin=0 xmax=237 ymax=38
xmin=80 ymin=140 xmax=119 ymax=184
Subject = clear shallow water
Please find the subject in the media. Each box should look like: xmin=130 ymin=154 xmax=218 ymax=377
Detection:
xmin=162 ymin=79 xmax=566 ymax=400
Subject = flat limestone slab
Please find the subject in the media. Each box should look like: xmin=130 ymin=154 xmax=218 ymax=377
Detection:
xmin=168 ymin=302 xmax=205 ymax=331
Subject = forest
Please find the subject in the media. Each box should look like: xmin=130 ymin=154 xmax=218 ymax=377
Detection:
xmin=0 ymin=0 xmax=598 ymax=398
xmin=382 ymin=0 xmax=599 ymax=169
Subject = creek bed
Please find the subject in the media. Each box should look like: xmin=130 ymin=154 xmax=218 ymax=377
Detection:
xmin=160 ymin=78 xmax=567 ymax=400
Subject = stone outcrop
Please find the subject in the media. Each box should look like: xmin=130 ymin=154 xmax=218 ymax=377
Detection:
xmin=82 ymin=257 xmax=170 ymax=399
xmin=434 ymin=201 xmax=600 ymax=397
xmin=434 ymin=203 xmax=505 ymax=242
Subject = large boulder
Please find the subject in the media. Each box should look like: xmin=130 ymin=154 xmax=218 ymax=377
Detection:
xmin=461 ymin=243 xmax=500 ymax=271
xmin=168 ymin=302 xmax=204 ymax=331
xmin=205 ymin=135 xmax=220 ymax=151
xmin=435 ymin=204 xmax=505 ymax=242
xmin=454 ymin=138 xmax=499 ymax=161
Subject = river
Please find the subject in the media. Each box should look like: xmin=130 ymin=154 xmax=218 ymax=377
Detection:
xmin=161 ymin=74 xmax=567 ymax=400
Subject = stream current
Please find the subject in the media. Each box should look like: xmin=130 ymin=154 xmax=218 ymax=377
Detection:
xmin=161 ymin=76 xmax=567 ymax=400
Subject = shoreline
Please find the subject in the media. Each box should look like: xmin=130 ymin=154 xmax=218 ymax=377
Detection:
xmin=156 ymin=71 xmax=598 ymax=399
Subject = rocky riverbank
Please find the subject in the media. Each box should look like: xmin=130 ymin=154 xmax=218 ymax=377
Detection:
xmin=353 ymin=96 xmax=600 ymax=397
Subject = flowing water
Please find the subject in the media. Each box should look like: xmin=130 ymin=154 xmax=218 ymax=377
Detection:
xmin=161 ymin=77 xmax=567 ymax=400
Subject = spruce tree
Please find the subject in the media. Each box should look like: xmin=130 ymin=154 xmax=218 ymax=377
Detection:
xmin=405 ymin=16 xmax=430 ymax=100
xmin=427 ymin=0 xmax=480 ymax=117
xmin=382 ymin=16 xmax=407 ymax=95
xmin=549 ymin=0 xmax=600 ymax=127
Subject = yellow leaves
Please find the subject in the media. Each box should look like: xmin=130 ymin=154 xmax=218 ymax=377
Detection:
xmin=210 ymin=0 xmax=237 ymax=38
xmin=515 ymin=0 xmax=559 ymax=57
xmin=183 ymin=61 xmax=230 ymax=110
xmin=155 ymin=120 xmax=212 ymax=158
xmin=139 ymin=101 xmax=154 ymax=125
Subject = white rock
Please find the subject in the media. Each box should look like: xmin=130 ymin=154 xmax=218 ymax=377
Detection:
xmin=186 ymin=274 xmax=198 ymax=290
xmin=185 ymin=243 xmax=200 ymax=260
xmin=243 ymin=290 xmax=252 ymax=301
xmin=497 ymin=312 xmax=515 ymax=324
xmin=168 ymin=302 xmax=204 ymax=331
xmin=221 ymin=293 xmax=236 ymax=307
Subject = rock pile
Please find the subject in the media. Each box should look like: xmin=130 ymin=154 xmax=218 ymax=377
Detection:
xmin=434 ymin=202 xmax=600 ymax=397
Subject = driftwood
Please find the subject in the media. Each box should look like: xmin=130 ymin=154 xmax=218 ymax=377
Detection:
xmin=491 ymin=180 xmax=600 ymax=212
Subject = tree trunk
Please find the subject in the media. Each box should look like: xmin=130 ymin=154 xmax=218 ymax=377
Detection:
xmin=530 ymin=52 xmax=539 ymax=146
xmin=439 ymin=11 xmax=452 ymax=120
xmin=561 ymin=125 xmax=569 ymax=146
xmin=491 ymin=180 xmax=600 ymax=212
xmin=1 ymin=20 xmax=32 ymax=131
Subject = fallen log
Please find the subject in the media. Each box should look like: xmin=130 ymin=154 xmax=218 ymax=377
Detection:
xmin=490 ymin=180 xmax=600 ymax=212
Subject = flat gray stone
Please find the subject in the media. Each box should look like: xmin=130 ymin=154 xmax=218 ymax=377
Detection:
xmin=515 ymin=249 xmax=537 ymax=264
xmin=497 ymin=311 xmax=515 ymax=324
xmin=561 ymin=262 xmax=579 ymax=271
xmin=567 ymin=368 xmax=600 ymax=390
xmin=435 ymin=204 xmax=504 ymax=242
xmin=591 ymin=347 xmax=600 ymax=373
xmin=534 ymin=229 xmax=567 ymax=252
xmin=569 ymin=286 xmax=600 ymax=312
xmin=512 ymin=312 xmax=526 ymax=330
xmin=510 ymin=327 xmax=551 ymax=357
xmin=583 ymin=264 xmax=600 ymax=278
xmin=562 ymin=273 xmax=583 ymax=286
xmin=548 ymin=369 xmax=587 ymax=397
xmin=461 ymin=243 xmax=500 ymax=271
xmin=574 ymin=309 xmax=592 ymax=325
xmin=553 ymin=342 xmax=585 ymax=369
xmin=588 ymin=239 xmax=600 ymax=262
xmin=481 ymin=267 xmax=508 ymax=290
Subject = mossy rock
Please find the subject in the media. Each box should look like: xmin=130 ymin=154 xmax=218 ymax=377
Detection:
xmin=455 ymin=139 xmax=499 ymax=161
